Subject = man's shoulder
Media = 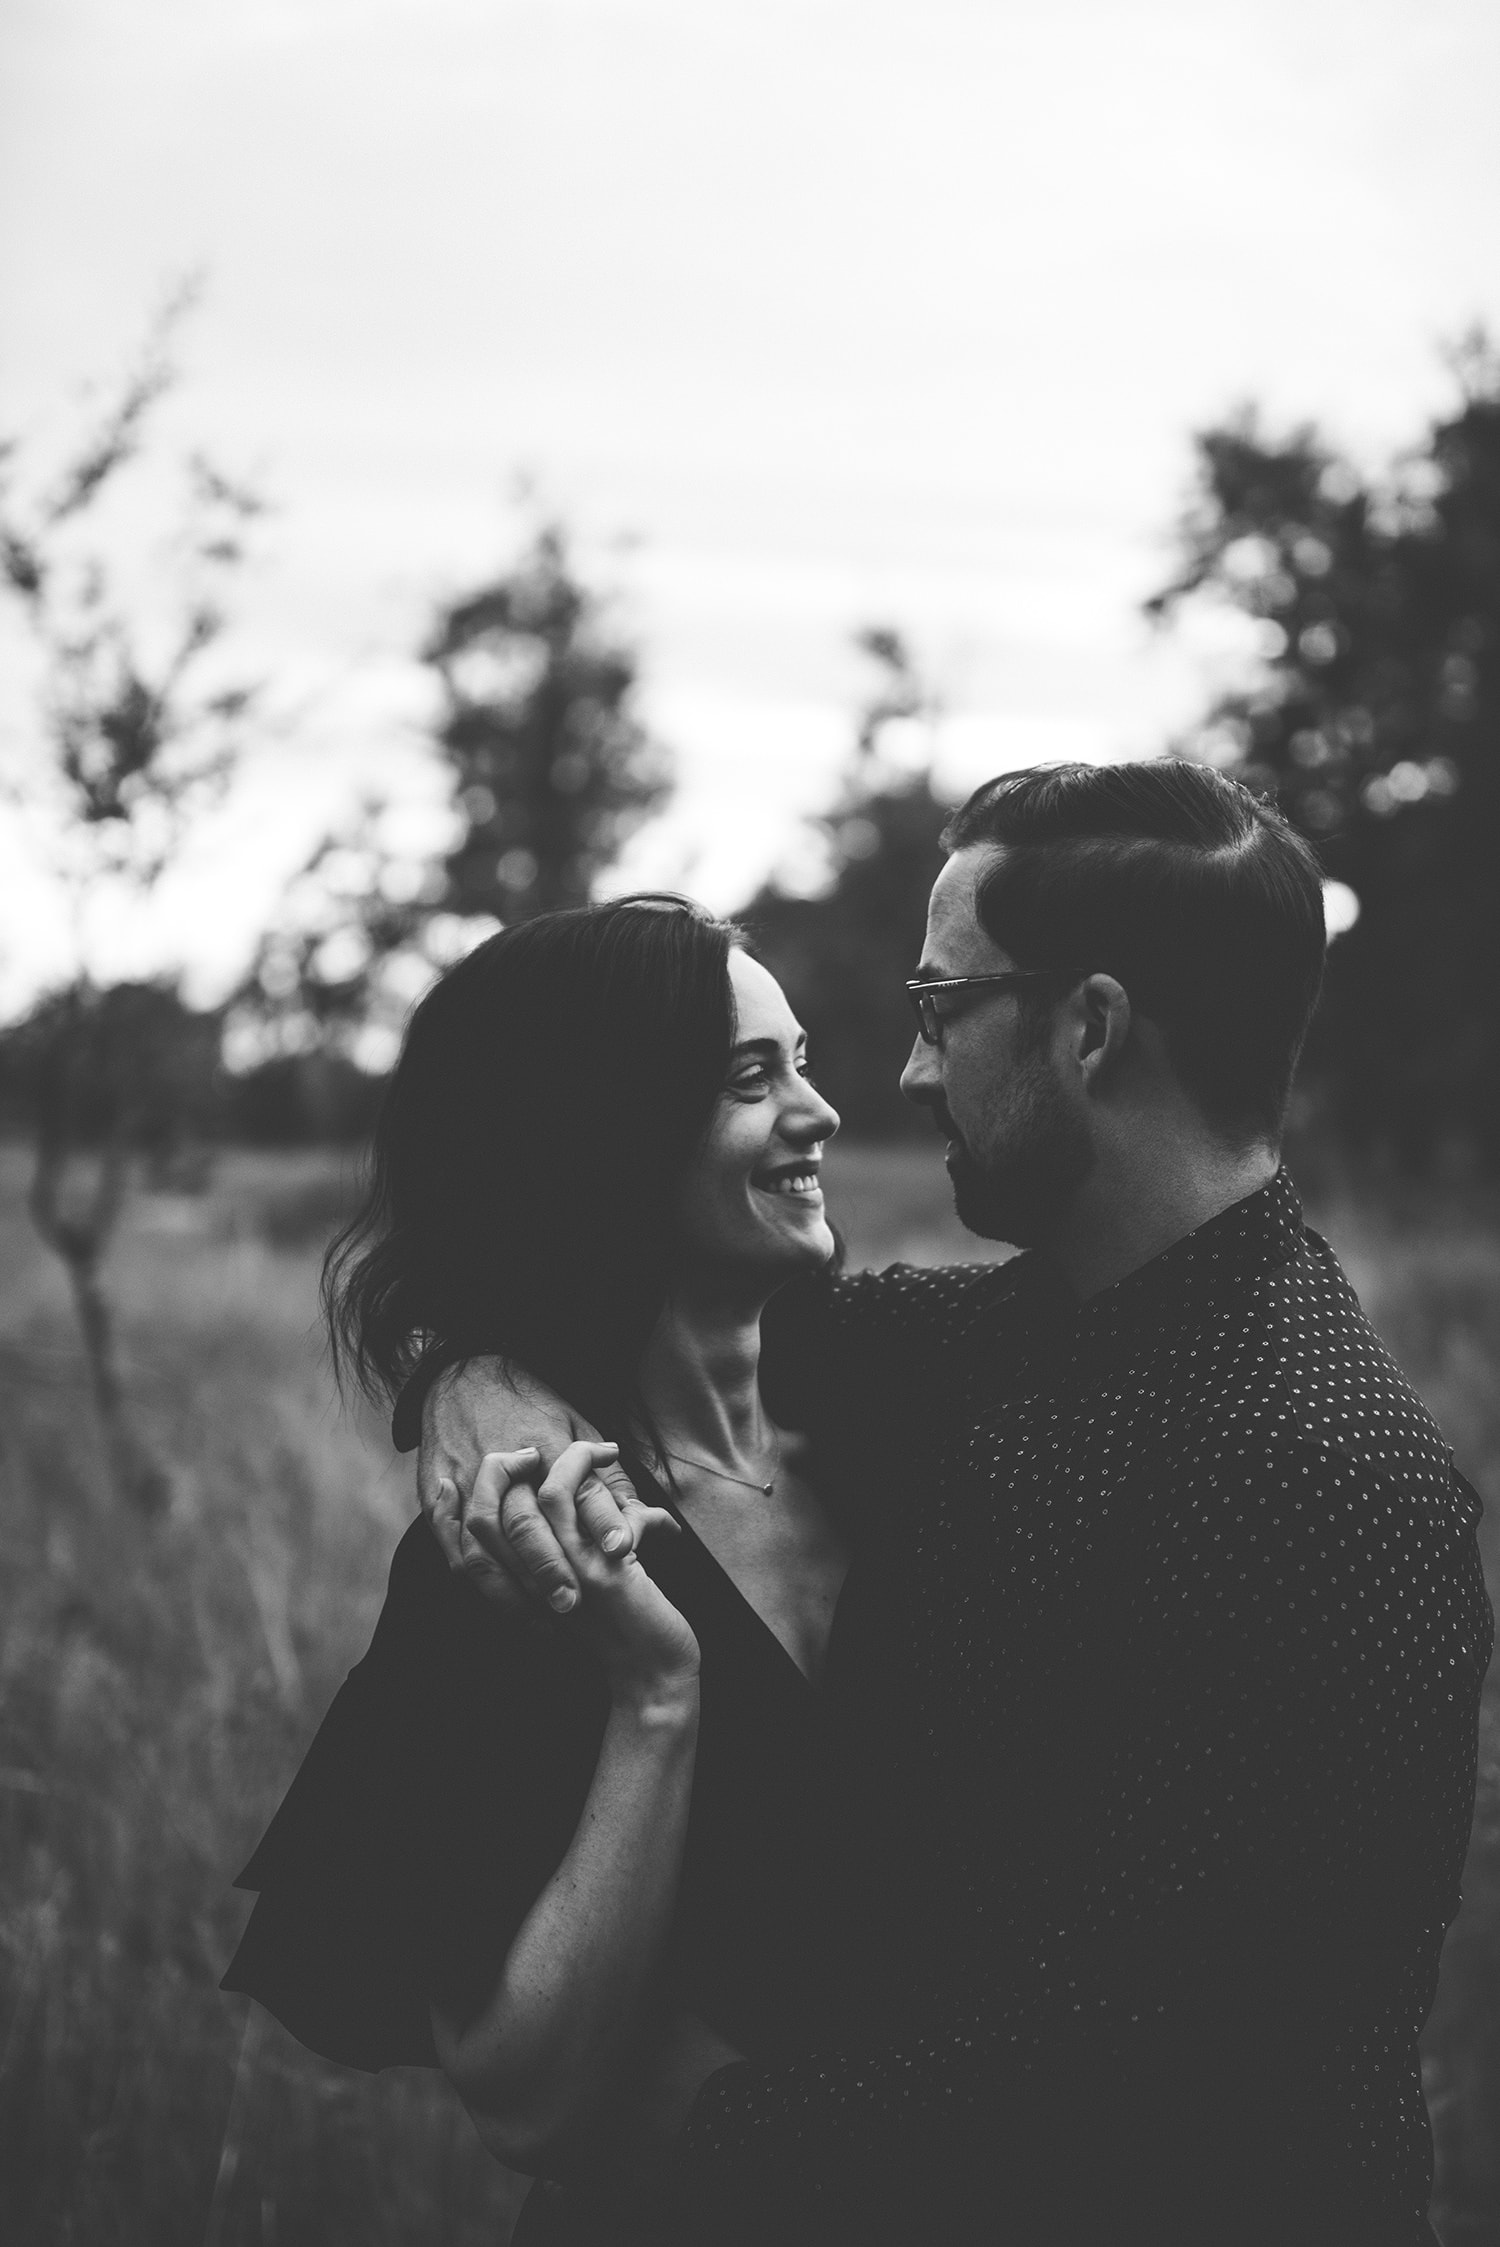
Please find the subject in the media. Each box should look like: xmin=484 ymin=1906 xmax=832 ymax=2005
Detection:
xmin=828 ymin=1255 xmax=1029 ymax=1345
xmin=1203 ymin=1225 xmax=1453 ymax=1494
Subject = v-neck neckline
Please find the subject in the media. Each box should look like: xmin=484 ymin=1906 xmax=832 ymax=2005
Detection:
xmin=627 ymin=1453 xmax=835 ymax=1694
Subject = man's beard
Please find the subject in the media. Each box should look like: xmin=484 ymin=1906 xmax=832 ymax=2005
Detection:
xmin=942 ymin=1063 xmax=1094 ymax=1249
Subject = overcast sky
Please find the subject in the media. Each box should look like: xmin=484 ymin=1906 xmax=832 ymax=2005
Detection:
xmin=2 ymin=0 xmax=1497 ymax=1011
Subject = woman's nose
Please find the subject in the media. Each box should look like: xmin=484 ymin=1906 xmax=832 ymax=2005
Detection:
xmin=788 ymin=1078 xmax=839 ymax=1142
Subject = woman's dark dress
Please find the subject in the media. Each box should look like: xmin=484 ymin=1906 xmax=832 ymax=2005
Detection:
xmin=222 ymin=1461 xmax=852 ymax=2124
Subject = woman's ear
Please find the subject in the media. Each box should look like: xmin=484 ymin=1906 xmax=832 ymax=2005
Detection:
xmin=1074 ymin=974 xmax=1132 ymax=1085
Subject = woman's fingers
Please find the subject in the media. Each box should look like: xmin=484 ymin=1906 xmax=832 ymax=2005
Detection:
xmin=462 ymin=1447 xmax=542 ymax=1553
xmin=444 ymin=1441 xmax=671 ymax=1617
xmin=454 ymin=1449 xmax=561 ymax=1609
xmin=430 ymin=1464 xmax=538 ymax=1610
xmin=532 ymin=1445 xmax=681 ymax=1564
xmin=497 ymin=1460 xmax=594 ymax=1614
xmin=533 ymin=1443 xmax=622 ymax=1578
xmin=569 ymin=1467 xmax=677 ymax=1557
xmin=537 ymin=1441 xmax=623 ymax=1504
xmin=624 ymin=1504 xmax=679 ymax=1546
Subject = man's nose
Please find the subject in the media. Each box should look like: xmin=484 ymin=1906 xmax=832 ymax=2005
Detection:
xmin=900 ymin=1036 xmax=940 ymax=1106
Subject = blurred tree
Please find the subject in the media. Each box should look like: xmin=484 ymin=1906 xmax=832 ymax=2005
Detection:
xmin=219 ymin=1050 xmax=387 ymax=1148
xmin=1148 ymin=334 xmax=1500 ymax=1168
xmin=230 ymin=804 xmax=450 ymax=1077
xmin=0 ymin=288 xmax=263 ymax=1509
xmin=428 ymin=523 xmax=672 ymax=922
xmin=745 ymin=629 xmax=951 ymax=1138
xmin=233 ymin=523 xmax=671 ymax=1077
xmin=0 ymin=985 xmax=222 ymax=1166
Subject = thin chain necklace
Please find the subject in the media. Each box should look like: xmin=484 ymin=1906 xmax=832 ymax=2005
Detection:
xmin=660 ymin=1433 xmax=782 ymax=1496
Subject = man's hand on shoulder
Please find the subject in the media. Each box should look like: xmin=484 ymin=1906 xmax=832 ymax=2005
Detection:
xmin=416 ymin=1358 xmax=662 ymax=1615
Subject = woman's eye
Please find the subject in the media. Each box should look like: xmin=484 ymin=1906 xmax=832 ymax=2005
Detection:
xmin=729 ymin=1067 xmax=770 ymax=1094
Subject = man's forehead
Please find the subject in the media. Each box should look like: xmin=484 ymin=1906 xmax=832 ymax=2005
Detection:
xmin=922 ymin=844 xmax=1014 ymax=971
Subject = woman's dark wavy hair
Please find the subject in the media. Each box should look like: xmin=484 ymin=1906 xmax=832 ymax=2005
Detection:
xmin=322 ymin=896 xmax=742 ymax=1440
xmin=943 ymin=760 xmax=1326 ymax=1139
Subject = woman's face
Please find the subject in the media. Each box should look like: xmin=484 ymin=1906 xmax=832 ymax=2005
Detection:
xmin=672 ymin=950 xmax=840 ymax=1287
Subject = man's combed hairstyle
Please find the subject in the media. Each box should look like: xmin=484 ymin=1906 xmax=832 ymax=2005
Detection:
xmin=323 ymin=897 xmax=741 ymax=1437
xmin=942 ymin=760 xmax=1326 ymax=1139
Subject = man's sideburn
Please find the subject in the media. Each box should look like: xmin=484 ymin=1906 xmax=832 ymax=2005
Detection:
xmin=947 ymin=1004 xmax=1094 ymax=1248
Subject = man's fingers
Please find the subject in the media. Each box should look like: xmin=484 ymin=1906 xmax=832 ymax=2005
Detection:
xmin=537 ymin=1442 xmax=640 ymax=1553
xmin=463 ymin=1447 xmax=542 ymax=1527
xmin=427 ymin=1476 xmax=467 ymax=1575
xmin=535 ymin=1441 xmax=621 ymax=1500
xmin=498 ymin=1474 xmax=583 ymax=1613
xmin=438 ymin=1441 xmax=675 ymax=1615
xmin=574 ymin=1482 xmax=681 ymax=1556
xmin=570 ymin=1458 xmax=649 ymax=1554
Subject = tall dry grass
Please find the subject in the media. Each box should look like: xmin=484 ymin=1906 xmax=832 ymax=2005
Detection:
xmin=1321 ymin=1193 xmax=1500 ymax=2243
xmin=0 ymin=1142 xmax=1495 ymax=2243
xmin=0 ymin=1147 xmax=526 ymax=2246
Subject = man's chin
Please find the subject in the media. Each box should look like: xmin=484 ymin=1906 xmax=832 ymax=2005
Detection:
xmin=946 ymin=1145 xmax=1027 ymax=1246
xmin=945 ymin=1142 xmax=1079 ymax=1251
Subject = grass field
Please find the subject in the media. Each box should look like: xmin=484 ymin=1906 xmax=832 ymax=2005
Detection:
xmin=0 ymin=1141 xmax=1496 ymax=2245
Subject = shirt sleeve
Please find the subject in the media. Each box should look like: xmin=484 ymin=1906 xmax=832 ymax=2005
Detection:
xmin=681 ymin=1442 xmax=1492 ymax=2194
xmin=222 ymin=1519 xmax=607 ymax=2070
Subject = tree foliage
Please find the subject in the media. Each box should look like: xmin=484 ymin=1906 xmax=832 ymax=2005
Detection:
xmin=745 ymin=629 xmax=950 ymax=1139
xmin=1150 ymin=335 xmax=1500 ymax=1167
xmin=1 ymin=287 xmax=261 ymax=889
xmin=235 ymin=524 xmax=672 ymax=1076
xmin=0 ymin=292 xmax=264 ymax=1507
xmin=428 ymin=523 xmax=671 ymax=922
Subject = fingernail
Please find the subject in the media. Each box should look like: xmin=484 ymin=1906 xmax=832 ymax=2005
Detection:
xmin=549 ymin=1586 xmax=577 ymax=1613
xmin=601 ymin=1529 xmax=627 ymax=1554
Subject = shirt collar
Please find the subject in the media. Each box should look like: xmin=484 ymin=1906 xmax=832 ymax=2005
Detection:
xmin=999 ymin=1167 xmax=1304 ymax=1390
xmin=1068 ymin=1165 xmax=1303 ymax=1371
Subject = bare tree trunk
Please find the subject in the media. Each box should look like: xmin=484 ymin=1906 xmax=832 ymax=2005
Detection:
xmin=28 ymin=1121 xmax=170 ymax=1517
xmin=67 ymin=1246 xmax=170 ymax=1517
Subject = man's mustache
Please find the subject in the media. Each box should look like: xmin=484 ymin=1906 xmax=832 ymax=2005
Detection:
xmin=931 ymin=1102 xmax=966 ymax=1152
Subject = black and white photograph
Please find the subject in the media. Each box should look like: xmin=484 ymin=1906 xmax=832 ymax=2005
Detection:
xmin=1 ymin=3 xmax=1497 ymax=2242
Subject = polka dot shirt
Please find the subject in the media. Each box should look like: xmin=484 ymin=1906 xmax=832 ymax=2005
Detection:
xmin=683 ymin=1171 xmax=1494 ymax=2244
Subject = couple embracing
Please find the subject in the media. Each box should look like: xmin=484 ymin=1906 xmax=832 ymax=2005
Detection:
xmin=225 ymin=760 xmax=1492 ymax=2246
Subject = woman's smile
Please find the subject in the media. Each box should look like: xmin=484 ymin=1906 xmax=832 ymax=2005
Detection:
xmin=752 ymin=1158 xmax=824 ymax=1203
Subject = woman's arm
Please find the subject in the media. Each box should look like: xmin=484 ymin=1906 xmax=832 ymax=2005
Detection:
xmin=429 ymin=1444 xmax=703 ymax=2178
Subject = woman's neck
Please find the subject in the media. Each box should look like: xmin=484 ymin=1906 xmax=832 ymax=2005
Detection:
xmin=638 ymin=1284 xmax=771 ymax=1471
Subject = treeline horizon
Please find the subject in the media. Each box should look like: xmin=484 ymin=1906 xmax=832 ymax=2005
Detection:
xmin=4 ymin=317 xmax=1499 ymax=1171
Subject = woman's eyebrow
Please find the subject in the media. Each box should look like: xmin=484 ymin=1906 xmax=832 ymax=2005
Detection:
xmin=729 ymin=1036 xmax=781 ymax=1059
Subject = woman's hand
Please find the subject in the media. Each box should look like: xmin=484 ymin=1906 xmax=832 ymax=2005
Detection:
xmin=417 ymin=1361 xmax=657 ymax=1616
xmin=438 ymin=1442 xmax=700 ymax=1701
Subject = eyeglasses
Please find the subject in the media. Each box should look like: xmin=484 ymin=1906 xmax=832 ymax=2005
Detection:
xmin=904 ymin=971 xmax=1056 ymax=1046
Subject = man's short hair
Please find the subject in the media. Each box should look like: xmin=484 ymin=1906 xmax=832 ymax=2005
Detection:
xmin=942 ymin=760 xmax=1326 ymax=1139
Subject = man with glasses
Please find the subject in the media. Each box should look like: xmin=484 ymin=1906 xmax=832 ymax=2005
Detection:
xmin=412 ymin=761 xmax=1490 ymax=2245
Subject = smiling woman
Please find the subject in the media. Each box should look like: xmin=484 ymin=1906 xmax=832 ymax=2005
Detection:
xmin=672 ymin=950 xmax=838 ymax=1285
xmin=222 ymin=895 xmax=854 ymax=2244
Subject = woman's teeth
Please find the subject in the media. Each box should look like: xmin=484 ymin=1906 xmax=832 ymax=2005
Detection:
xmin=761 ymin=1173 xmax=820 ymax=1195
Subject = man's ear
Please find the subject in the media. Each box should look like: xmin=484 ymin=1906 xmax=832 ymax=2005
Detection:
xmin=1073 ymin=974 xmax=1132 ymax=1085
